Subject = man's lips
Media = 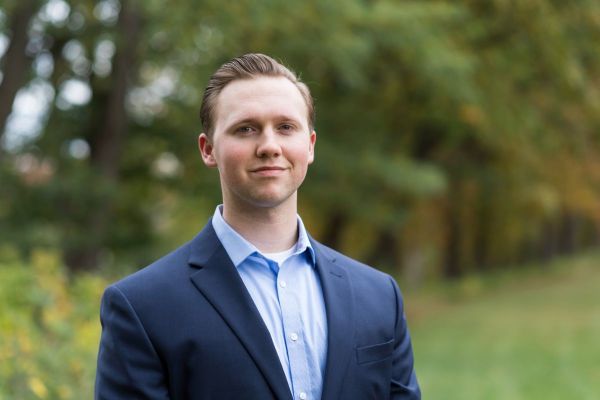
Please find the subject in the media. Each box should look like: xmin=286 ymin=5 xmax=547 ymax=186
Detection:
xmin=250 ymin=166 xmax=287 ymax=176
xmin=250 ymin=166 xmax=286 ymax=172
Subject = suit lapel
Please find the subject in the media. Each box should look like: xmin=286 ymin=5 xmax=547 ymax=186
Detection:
xmin=311 ymin=239 xmax=354 ymax=400
xmin=188 ymin=223 xmax=292 ymax=400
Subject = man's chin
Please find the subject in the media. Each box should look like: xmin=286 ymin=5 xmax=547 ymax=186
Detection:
xmin=246 ymin=191 xmax=296 ymax=209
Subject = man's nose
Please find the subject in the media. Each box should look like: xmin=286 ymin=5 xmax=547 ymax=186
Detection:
xmin=256 ymin=128 xmax=281 ymax=158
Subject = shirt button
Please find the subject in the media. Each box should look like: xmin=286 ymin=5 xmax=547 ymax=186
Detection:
xmin=299 ymin=392 xmax=307 ymax=400
xmin=290 ymin=332 xmax=298 ymax=341
xmin=279 ymin=280 xmax=287 ymax=288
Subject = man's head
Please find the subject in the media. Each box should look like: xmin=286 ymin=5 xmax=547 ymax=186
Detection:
xmin=199 ymin=53 xmax=315 ymax=137
xmin=198 ymin=54 xmax=316 ymax=211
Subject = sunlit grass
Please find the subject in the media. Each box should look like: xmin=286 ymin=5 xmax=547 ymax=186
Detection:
xmin=406 ymin=253 xmax=600 ymax=400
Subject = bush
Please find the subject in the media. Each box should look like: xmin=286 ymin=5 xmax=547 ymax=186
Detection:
xmin=0 ymin=249 xmax=107 ymax=399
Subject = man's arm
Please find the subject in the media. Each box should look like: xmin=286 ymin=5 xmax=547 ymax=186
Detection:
xmin=389 ymin=276 xmax=421 ymax=399
xmin=95 ymin=285 xmax=170 ymax=400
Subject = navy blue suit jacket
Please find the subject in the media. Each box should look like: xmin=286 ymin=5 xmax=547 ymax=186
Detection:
xmin=95 ymin=221 xmax=420 ymax=399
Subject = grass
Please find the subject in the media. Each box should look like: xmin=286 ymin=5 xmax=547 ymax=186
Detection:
xmin=404 ymin=253 xmax=600 ymax=400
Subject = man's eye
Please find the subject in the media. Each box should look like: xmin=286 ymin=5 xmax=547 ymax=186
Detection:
xmin=279 ymin=124 xmax=294 ymax=131
xmin=236 ymin=126 xmax=254 ymax=134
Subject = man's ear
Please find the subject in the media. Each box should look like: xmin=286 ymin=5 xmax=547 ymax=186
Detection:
xmin=198 ymin=133 xmax=217 ymax=167
xmin=308 ymin=130 xmax=317 ymax=164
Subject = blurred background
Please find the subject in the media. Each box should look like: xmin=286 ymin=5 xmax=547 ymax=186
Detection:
xmin=0 ymin=0 xmax=599 ymax=398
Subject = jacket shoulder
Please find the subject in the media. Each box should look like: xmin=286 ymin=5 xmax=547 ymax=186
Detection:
xmin=110 ymin=240 xmax=194 ymax=298
xmin=313 ymin=240 xmax=394 ymax=284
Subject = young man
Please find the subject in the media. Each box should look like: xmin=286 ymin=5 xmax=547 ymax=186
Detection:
xmin=95 ymin=54 xmax=420 ymax=400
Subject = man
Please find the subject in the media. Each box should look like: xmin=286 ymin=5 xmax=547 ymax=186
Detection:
xmin=95 ymin=53 xmax=420 ymax=400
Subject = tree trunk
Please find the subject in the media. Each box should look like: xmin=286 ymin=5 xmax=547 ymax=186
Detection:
xmin=473 ymin=185 xmax=491 ymax=271
xmin=366 ymin=228 xmax=400 ymax=272
xmin=557 ymin=211 xmax=579 ymax=255
xmin=0 ymin=0 xmax=42 ymax=155
xmin=443 ymin=187 xmax=462 ymax=279
xmin=538 ymin=218 xmax=558 ymax=262
xmin=320 ymin=212 xmax=346 ymax=250
xmin=64 ymin=0 xmax=142 ymax=271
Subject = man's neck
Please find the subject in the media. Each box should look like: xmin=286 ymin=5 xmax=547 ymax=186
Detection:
xmin=221 ymin=200 xmax=299 ymax=253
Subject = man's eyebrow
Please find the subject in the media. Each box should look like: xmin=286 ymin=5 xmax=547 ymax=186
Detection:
xmin=229 ymin=118 xmax=257 ymax=127
xmin=274 ymin=115 xmax=302 ymax=123
xmin=228 ymin=115 xmax=302 ymax=128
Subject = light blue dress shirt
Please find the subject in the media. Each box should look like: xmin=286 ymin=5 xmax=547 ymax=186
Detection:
xmin=212 ymin=206 xmax=328 ymax=400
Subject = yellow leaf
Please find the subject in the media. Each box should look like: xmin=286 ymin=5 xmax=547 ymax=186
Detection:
xmin=58 ymin=385 xmax=72 ymax=399
xmin=28 ymin=376 xmax=48 ymax=399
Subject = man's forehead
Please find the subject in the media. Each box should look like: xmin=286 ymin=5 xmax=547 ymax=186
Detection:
xmin=214 ymin=76 xmax=309 ymax=127
xmin=219 ymin=76 xmax=304 ymax=103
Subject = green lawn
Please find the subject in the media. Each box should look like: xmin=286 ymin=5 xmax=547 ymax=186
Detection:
xmin=405 ymin=254 xmax=600 ymax=400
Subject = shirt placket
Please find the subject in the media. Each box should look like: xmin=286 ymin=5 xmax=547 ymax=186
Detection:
xmin=271 ymin=259 xmax=312 ymax=400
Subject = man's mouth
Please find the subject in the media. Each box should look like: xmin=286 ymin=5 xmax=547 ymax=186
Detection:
xmin=250 ymin=166 xmax=287 ymax=176
xmin=251 ymin=166 xmax=286 ymax=172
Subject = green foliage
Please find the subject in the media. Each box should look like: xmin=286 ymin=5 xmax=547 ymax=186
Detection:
xmin=1 ymin=0 xmax=600 ymax=276
xmin=0 ymin=250 xmax=106 ymax=399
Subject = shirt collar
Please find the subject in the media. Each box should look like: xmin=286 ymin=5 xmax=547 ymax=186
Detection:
xmin=211 ymin=205 xmax=315 ymax=268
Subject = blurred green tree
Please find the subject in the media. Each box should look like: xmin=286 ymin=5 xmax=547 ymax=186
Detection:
xmin=1 ymin=0 xmax=599 ymax=279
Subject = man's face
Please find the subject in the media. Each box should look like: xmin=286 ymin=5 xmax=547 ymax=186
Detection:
xmin=199 ymin=76 xmax=316 ymax=210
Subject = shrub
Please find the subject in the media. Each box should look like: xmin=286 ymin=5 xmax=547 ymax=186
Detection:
xmin=0 ymin=249 xmax=107 ymax=399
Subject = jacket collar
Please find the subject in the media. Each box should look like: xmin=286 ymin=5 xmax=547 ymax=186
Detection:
xmin=310 ymin=237 xmax=354 ymax=400
xmin=188 ymin=221 xmax=292 ymax=400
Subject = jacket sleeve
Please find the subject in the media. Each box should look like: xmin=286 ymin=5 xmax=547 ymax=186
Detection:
xmin=389 ymin=276 xmax=421 ymax=399
xmin=95 ymin=285 xmax=170 ymax=400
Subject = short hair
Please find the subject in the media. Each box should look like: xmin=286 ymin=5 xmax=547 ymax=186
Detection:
xmin=200 ymin=53 xmax=315 ymax=136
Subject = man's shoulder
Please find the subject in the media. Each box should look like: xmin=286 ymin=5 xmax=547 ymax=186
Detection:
xmin=109 ymin=221 xmax=216 ymax=295
xmin=312 ymin=239 xmax=394 ymax=284
xmin=312 ymin=239 xmax=403 ymax=316
xmin=110 ymin=239 xmax=194 ymax=297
